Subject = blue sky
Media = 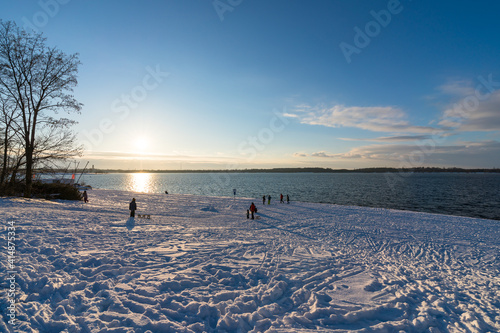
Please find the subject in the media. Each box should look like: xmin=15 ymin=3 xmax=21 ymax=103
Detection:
xmin=2 ymin=0 xmax=500 ymax=169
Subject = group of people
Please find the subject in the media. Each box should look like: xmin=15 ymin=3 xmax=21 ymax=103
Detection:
xmin=262 ymin=194 xmax=289 ymax=205
xmin=247 ymin=193 xmax=290 ymax=220
xmin=83 ymin=189 xmax=291 ymax=220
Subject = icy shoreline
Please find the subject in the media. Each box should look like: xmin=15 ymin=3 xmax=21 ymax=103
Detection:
xmin=1 ymin=189 xmax=499 ymax=332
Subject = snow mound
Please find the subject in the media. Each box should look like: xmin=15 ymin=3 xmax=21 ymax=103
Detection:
xmin=200 ymin=205 xmax=218 ymax=213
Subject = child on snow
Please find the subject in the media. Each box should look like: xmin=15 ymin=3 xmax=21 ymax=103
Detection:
xmin=249 ymin=202 xmax=257 ymax=220
xmin=129 ymin=198 xmax=137 ymax=217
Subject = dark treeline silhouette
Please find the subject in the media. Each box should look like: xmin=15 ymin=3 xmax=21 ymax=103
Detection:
xmin=57 ymin=167 xmax=500 ymax=174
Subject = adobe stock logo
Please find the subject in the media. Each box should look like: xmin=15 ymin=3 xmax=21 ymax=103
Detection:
xmin=385 ymin=74 xmax=500 ymax=190
xmin=22 ymin=0 xmax=71 ymax=32
xmin=212 ymin=0 xmax=243 ymax=22
xmin=339 ymin=0 xmax=411 ymax=64
xmin=209 ymin=108 xmax=289 ymax=191
xmin=80 ymin=65 xmax=169 ymax=151
xmin=236 ymin=109 xmax=289 ymax=161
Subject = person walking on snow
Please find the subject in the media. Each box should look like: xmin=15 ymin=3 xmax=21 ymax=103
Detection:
xmin=249 ymin=202 xmax=257 ymax=220
xmin=280 ymin=193 xmax=284 ymax=203
xmin=287 ymin=194 xmax=290 ymax=204
xmin=262 ymin=195 xmax=266 ymax=205
xmin=268 ymin=195 xmax=271 ymax=205
xmin=129 ymin=198 xmax=137 ymax=217
xmin=82 ymin=190 xmax=88 ymax=203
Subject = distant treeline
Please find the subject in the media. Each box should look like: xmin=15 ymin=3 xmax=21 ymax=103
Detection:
xmin=58 ymin=167 xmax=500 ymax=174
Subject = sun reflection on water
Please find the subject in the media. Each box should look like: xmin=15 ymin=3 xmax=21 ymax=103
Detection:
xmin=127 ymin=173 xmax=154 ymax=193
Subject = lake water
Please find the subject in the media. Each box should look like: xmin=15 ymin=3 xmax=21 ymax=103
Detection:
xmin=80 ymin=172 xmax=500 ymax=221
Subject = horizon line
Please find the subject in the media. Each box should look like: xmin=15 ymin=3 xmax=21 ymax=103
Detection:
xmin=41 ymin=166 xmax=500 ymax=174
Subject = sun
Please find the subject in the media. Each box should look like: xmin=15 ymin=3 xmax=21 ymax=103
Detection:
xmin=133 ymin=137 xmax=149 ymax=152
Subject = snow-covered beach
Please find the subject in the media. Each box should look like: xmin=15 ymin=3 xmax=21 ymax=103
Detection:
xmin=1 ymin=189 xmax=499 ymax=332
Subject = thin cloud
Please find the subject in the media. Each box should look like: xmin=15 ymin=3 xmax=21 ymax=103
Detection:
xmin=310 ymin=151 xmax=364 ymax=159
xmin=306 ymin=140 xmax=500 ymax=166
xmin=82 ymin=150 xmax=241 ymax=163
xmin=286 ymin=104 xmax=436 ymax=134
xmin=438 ymin=79 xmax=475 ymax=97
xmin=311 ymin=151 xmax=333 ymax=158
xmin=339 ymin=135 xmax=434 ymax=142
xmin=439 ymin=89 xmax=500 ymax=132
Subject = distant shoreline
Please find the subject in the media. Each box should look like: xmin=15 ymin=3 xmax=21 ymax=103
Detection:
xmin=83 ymin=167 xmax=500 ymax=174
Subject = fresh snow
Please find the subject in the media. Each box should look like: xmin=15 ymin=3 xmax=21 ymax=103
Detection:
xmin=1 ymin=189 xmax=499 ymax=332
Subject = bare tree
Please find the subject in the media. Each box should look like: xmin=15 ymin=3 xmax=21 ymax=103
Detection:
xmin=0 ymin=93 xmax=23 ymax=188
xmin=33 ymin=117 xmax=82 ymax=169
xmin=0 ymin=20 xmax=82 ymax=197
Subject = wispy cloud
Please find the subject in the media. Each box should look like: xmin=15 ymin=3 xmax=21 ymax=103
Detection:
xmin=339 ymin=135 xmax=434 ymax=142
xmin=437 ymin=79 xmax=475 ymax=97
xmin=82 ymin=150 xmax=241 ymax=163
xmin=286 ymin=104 xmax=436 ymax=134
xmin=289 ymin=78 xmax=500 ymax=168
xmin=295 ymin=140 xmax=500 ymax=166
xmin=439 ymin=89 xmax=500 ymax=132
xmin=429 ymin=76 xmax=500 ymax=133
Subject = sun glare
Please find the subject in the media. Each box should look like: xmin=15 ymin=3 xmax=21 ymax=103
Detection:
xmin=128 ymin=173 xmax=153 ymax=193
xmin=133 ymin=137 xmax=149 ymax=152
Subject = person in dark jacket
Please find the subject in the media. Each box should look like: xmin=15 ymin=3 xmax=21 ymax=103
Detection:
xmin=83 ymin=190 xmax=88 ymax=203
xmin=262 ymin=195 xmax=266 ymax=205
xmin=287 ymin=194 xmax=290 ymax=204
xmin=129 ymin=198 xmax=137 ymax=217
xmin=268 ymin=195 xmax=271 ymax=205
xmin=249 ymin=202 xmax=257 ymax=220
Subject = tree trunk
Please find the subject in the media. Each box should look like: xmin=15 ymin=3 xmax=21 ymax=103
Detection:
xmin=24 ymin=145 xmax=33 ymax=197
xmin=0 ymin=131 xmax=8 ymax=185
xmin=9 ymin=156 xmax=22 ymax=186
